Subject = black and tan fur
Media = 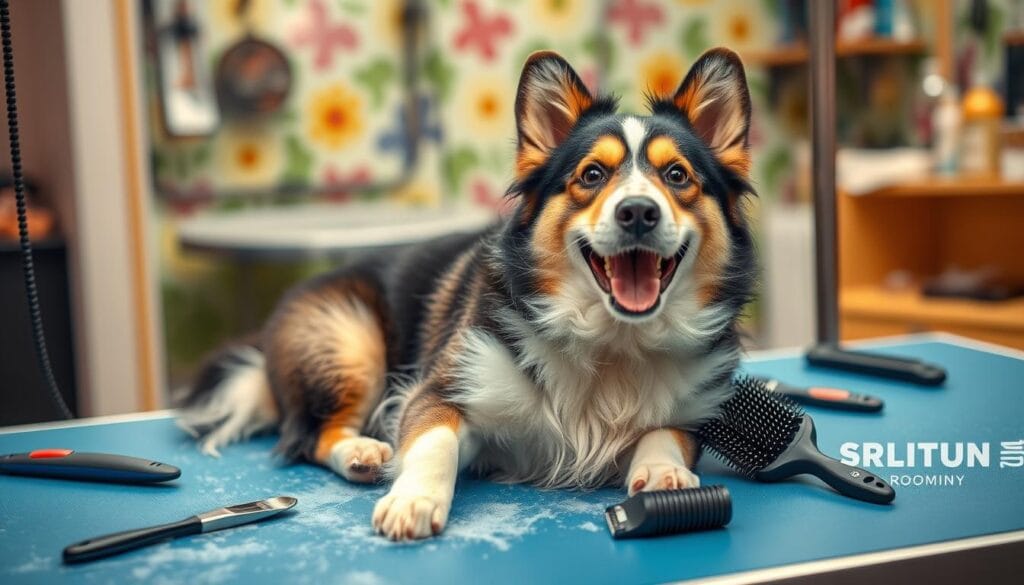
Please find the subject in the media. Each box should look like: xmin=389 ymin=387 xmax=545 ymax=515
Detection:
xmin=177 ymin=48 xmax=757 ymax=541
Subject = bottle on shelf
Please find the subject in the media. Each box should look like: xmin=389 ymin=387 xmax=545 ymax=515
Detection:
xmin=960 ymin=71 xmax=1006 ymax=177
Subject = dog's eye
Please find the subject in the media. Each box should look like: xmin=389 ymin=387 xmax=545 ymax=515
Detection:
xmin=580 ymin=164 xmax=606 ymax=188
xmin=663 ymin=164 xmax=689 ymax=187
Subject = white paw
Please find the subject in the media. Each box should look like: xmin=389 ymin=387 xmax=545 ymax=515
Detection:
xmin=627 ymin=463 xmax=700 ymax=496
xmin=326 ymin=436 xmax=394 ymax=483
xmin=372 ymin=492 xmax=448 ymax=541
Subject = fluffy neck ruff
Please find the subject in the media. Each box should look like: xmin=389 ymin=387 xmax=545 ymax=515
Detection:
xmin=452 ymin=255 xmax=740 ymax=489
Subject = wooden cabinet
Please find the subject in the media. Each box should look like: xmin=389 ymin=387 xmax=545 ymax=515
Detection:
xmin=838 ymin=179 xmax=1024 ymax=349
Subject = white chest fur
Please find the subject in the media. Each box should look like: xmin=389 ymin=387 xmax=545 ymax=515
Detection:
xmin=448 ymin=323 xmax=737 ymax=489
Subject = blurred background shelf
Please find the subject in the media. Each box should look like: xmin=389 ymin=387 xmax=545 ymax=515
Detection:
xmin=842 ymin=285 xmax=1024 ymax=330
xmin=855 ymin=177 xmax=1024 ymax=198
xmin=742 ymin=38 xmax=927 ymax=67
xmin=839 ymin=178 xmax=1024 ymax=350
xmin=840 ymin=285 xmax=1024 ymax=349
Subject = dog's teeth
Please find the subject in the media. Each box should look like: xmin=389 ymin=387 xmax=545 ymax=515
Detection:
xmin=604 ymin=256 xmax=612 ymax=278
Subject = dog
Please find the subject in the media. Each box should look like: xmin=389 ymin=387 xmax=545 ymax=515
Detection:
xmin=177 ymin=48 xmax=756 ymax=541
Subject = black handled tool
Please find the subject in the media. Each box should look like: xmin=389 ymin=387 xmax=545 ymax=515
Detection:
xmin=0 ymin=450 xmax=181 ymax=484
xmin=760 ymin=378 xmax=884 ymax=413
xmin=806 ymin=344 xmax=946 ymax=386
xmin=699 ymin=377 xmax=895 ymax=505
xmin=755 ymin=415 xmax=894 ymax=504
xmin=63 ymin=496 xmax=298 ymax=563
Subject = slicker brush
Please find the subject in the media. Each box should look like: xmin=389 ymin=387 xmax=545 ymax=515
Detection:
xmin=698 ymin=376 xmax=895 ymax=505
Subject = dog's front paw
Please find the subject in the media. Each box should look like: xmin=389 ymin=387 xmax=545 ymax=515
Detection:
xmin=327 ymin=436 xmax=394 ymax=483
xmin=627 ymin=463 xmax=700 ymax=496
xmin=372 ymin=492 xmax=448 ymax=541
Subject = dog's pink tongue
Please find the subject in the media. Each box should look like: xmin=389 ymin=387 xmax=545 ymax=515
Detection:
xmin=610 ymin=251 xmax=660 ymax=312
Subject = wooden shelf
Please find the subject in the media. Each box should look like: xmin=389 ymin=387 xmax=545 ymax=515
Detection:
xmin=841 ymin=286 xmax=1024 ymax=333
xmin=853 ymin=176 xmax=1024 ymax=198
xmin=838 ymin=37 xmax=928 ymax=57
xmin=743 ymin=38 xmax=927 ymax=67
xmin=742 ymin=44 xmax=809 ymax=67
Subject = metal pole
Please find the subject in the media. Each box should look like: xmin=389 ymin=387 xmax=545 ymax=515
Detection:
xmin=809 ymin=0 xmax=839 ymax=344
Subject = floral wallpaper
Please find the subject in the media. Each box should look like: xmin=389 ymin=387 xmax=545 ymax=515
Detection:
xmin=152 ymin=0 xmax=785 ymax=384
xmin=150 ymin=0 xmax=415 ymax=209
xmin=425 ymin=0 xmax=602 ymax=208
xmin=421 ymin=0 xmax=778 ymax=210
xmin=150 ymin=0 xmax=785 ymax=211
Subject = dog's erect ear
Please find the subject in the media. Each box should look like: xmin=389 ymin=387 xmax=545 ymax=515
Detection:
xmin=515 ymin=51 xmax=593 ymax=178
xmin=673 ymin=48 xmax=752 ymax=177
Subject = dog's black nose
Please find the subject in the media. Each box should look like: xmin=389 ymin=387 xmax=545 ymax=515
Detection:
xmin=615 ymin=197 xmax=660 ymax=237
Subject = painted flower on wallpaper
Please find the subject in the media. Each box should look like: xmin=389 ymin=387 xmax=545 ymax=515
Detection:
xmin=442 ymin=146 xmax=479 ymax=194
xmin=321 ymin=164 xmax=372 ymax=203
xmin=715 ymin=0 xmax=767 ymax=51
xmin=453 ymin=0 xmax=515 ymax=62
xmin=152 ymin=141 xmax=212 ymax=185
xmin=290 ymin=0 xmax=359 ymax=71
xmin=307 ymin=83 xmax=365 ymax=150
xmin=214 ymin=127 xmax=284 ymax=189
xmin=423 ymin=48 xmax=457 ymax=103
xmin=608 ymin=0 xmax=665 ymax=46
xmin=378 ymin=95 xmax=443 ymax=167
xmin=455 ymin=75 xmax=513 ymax=140
xmin=639 ymin=51 xmax=686 ymax=98
xmin=529 ymin=0 xmax=585 ymax=33
xmin=354 ymin=58 xmax=397 ymax=110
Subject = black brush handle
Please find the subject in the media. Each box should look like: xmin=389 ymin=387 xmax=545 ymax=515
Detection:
xmin=806 ymin=345 xmax=946 ymax=386
xmin=759 ymin=417 xmax=895 ymax=505
xmin=799 ymin=452 xmax=896 ymax=505
xmin=63 ymin=516 xmax=201 ymax=564
xmin=0 ymin=451 xmax=180 ymax=484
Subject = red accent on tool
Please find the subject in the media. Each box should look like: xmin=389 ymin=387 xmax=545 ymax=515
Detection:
xmin=807 ymin=388 xmax=851 ymax=401
xmin=29 ymin=449 xmax=74 ymax=459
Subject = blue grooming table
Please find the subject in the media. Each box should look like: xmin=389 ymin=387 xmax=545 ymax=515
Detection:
xmin=2 ymin=334 xmax=1023 ymax=584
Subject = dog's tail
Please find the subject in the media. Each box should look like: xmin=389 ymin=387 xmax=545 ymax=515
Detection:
xmin=174 ymin=342 xmax=279 ymax=456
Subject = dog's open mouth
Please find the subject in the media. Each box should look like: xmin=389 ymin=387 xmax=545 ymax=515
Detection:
xmin=580 ymin=242 xmax=689 ymax=316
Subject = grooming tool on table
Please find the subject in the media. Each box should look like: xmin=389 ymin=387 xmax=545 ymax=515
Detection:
xmin=699 ymin=377 xmax=895 ymax=505
xmin=759 ymin=377 xmax=884 ymax=413
xmin=605 ymin=485 xmax=732 ymax=539
xmin=806 ymin=344 xmax=946 ymax=386
xmin=0 ymin=450 xmax=181 ymax=484
xmin=63 ymin=496 xmax=297 ymax=564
